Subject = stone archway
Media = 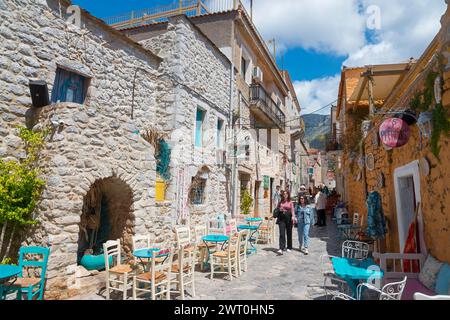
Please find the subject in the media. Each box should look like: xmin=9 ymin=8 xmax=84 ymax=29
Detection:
xmin=77 ymin=176 xmax=135 ymax=267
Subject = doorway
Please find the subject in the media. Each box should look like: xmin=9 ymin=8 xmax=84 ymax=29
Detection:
xmin=394 ymin=161 xmax=426 ymax=255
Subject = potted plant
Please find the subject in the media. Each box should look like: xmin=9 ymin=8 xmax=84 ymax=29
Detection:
xmin=240 ymin=188 xmax=253 ymax=216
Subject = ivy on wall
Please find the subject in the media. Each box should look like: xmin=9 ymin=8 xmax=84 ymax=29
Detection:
xmin=409 ymin=61 xmax=450 ymax=160
xmin=0 ymin=127 xmax=48 ymax=263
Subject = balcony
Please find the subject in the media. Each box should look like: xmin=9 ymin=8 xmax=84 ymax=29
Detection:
xmin=250 ymin=84 xmax=286 ymax=132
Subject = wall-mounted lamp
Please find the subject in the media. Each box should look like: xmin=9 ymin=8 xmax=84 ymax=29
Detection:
xmin=29 ymin=80 xmax=49 ymax=108
xmin=417 ymin=111 xmax=433 ymax=139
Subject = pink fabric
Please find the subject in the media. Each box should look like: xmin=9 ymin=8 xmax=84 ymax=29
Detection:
xmin=226 ymin=226 xmax=232 ymax=235
xmin=397 ymin=278 xmax=435 ymax=300
xmin=279 ymin=201 xmax=294 ymax=215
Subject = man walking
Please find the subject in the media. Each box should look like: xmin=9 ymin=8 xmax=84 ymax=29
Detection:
xmin=315 ymin=186 xmax=327 ymax=227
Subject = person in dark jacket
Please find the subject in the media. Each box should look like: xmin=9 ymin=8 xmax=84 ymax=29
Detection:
xmin=275 ymin=190 xmax=295 ymax=255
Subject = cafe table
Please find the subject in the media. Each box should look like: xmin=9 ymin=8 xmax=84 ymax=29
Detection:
xmin=331 ymin=257 xmax=384 ymax=299
xmin=0 ymin=265 xmax=21 ymax=300
xmin=133 ymin=248 xmax=167 ymax=271
xmin=238 ymin=225 xmax=260 ymax=253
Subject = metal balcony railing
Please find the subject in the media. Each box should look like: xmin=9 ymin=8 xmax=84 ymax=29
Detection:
xmin=250 ymin=84 xmax=286 ymax=131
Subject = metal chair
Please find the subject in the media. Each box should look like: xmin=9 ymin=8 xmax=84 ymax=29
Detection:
xmin=1 ymin=246 xmax=50 ymax=300
xmin=320 ymin=254 xmax=351 ymax=299
xmin=104 ymin=239 xmax=133 ymax=300
xmin=333 ymin=277 xmax=408 ymax=300
xmin=342 ymin=240 xmax=369 ymax=260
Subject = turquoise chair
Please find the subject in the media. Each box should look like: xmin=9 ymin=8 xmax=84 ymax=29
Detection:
xmin=3 ymin=246 xmax=50 ymax=300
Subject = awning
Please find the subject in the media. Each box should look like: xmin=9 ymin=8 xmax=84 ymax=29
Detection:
xmin=348 ymin=63 xmax=413 ymax=105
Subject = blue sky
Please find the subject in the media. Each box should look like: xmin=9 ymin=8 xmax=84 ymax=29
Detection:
xmin=73 ymin=0 xmax=446 ymax=115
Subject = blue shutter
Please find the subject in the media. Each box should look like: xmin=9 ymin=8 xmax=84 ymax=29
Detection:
xmin=195 ymin=109 xmax=203 ymax=148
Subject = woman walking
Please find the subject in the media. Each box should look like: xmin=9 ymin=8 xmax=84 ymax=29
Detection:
xmin=295 ymin=195 xmax=314 ymax=255
xmin=275 ymin=191 xmax=295 ymax=255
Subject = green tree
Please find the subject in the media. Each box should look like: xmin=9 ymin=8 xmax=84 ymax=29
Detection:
xmin=0 ymin=127 xmax=47 ymax=262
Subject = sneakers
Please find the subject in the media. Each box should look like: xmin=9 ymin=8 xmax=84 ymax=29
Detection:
xmin=300 ymin=246 xmax=305 ymax=253
xmin=286 ymin=249 xmax=292 ymax=253
xmin=277 ymin=249 xmax=283 ymax=255
xmin=304 ymin=248 xmax=309 ymax=255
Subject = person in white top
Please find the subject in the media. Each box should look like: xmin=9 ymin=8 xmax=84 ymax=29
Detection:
xmin=315 ymin=187 xmax=327 ymax=227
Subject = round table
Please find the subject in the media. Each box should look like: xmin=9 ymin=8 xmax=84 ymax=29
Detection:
xmin=202 ymin=235 xmax=229 ymax=268
xmin=246 ymin=217 xmax=263 ymax=223
xmin=133 ymin=248 xmax=163 ymax=270
xmin=0 ymin=265 xmax=21 ymax=300
xmin=238 ymin=225 xmax=260 ymax=253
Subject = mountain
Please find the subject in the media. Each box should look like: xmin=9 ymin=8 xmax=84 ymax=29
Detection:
xmin=302 ymin=114 xmax=331 ymax=150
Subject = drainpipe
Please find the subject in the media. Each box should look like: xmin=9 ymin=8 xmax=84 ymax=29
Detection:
xmin=230 ymin=20 xmax=237 ymax=219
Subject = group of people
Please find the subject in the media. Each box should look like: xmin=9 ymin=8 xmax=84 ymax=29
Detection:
xmin=272 ymin=185 xmax=330 ymax=255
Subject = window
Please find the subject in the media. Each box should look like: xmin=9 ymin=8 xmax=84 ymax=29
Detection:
xmin=217 ymin=119 xmax=224 ymax=149
xmin=195 ymin=108 xmax=206 ymax=148
xmin=51 ymin=68 xmax=88 ymax=104
xmin=241 ymin=57 xmax=247 ymax=78
xmin=190 ymin=178 xmax=206 ymax=205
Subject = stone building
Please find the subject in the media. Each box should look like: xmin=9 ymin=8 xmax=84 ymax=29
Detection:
xmin=337 ymin=3 xmax=450 ymax=263
xmin=0 ymin=0 xmax=231 ymax=298
xmin=120 ymin=1 xmax=301 ymax=217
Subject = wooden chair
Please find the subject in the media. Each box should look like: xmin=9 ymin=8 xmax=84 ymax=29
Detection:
xmin=103 ymin=239 xmax=133 ymax=300
xmin=342 ymin=240 xmax=369 ymax=260
xmin=175 ymin=226 xmax=196 ymax=255
xmin=2 ymin=246 xmax=50 ymax=300
xmin=207 ymin=219 xmax=227 ymax=235
xmin=132 ymin=248 xmax=173 ymax=300
xmin=237 ymin=229 xmax=250 ymax=275
xmin=131 ymin=235 xmax=151 ymax=268
xmin=257 ymin=218 xmax=275 ymax=244
xmin=192 ymin=225 xmax=213 ymax=271
xmin=210 ymin=233 xmax=239 ymax=281
xmin=171 ymin=246 xmax=196 ymax=300
xmin=226 ymin=219 xmax=238 ymax=236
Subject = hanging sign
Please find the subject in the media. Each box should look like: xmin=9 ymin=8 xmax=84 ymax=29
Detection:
xmin=379 ymin=118 xmax=410 ymax=148
xmin=263 ymin=175 xmax=270 ymax=190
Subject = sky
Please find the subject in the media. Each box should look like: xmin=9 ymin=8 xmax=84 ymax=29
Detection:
xmin=73 ymin=0 xmax=447 ymax=115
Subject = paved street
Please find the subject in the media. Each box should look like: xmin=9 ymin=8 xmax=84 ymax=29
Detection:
xmin=72 ymin=220 xmax=341 ymax=300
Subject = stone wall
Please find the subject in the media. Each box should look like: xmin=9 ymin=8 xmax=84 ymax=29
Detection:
xmin=127 ymin=15 xmax=233 ymax=223
xmin=0 ymin=0 xmax=177 ymax=299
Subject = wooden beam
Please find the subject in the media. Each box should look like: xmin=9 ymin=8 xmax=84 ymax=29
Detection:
xmin=354 ymin=76 xmax=369 ymax=107
xmin=361 ymin=69 xmax=408 ymax=78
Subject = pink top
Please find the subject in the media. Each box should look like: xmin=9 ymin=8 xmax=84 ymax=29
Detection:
xmin=279 ymin=201 xmax=294 ymax=216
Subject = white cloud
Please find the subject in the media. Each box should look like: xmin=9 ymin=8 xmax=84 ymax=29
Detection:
xmin=241 ymin=0 xmax=446 ymax=114
xmin=294 ymin=75 xmax=340 ymax=115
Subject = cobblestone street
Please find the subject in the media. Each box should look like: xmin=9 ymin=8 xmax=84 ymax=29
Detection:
xmin=72 ymin=220 xmax=341 ymax=300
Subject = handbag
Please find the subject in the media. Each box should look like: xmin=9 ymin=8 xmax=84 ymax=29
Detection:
xmin=273 ymin=207 xmax=281 ymax=218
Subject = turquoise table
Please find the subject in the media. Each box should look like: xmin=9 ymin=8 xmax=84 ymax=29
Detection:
xmin=246 ymin=217 xmax=263 ymax=224
xmin=332 ymin=257 xmax=384 ymax=298
xmin=238 ymin=225 xmax=259 ymax=253
xmin=0 ymin=265 xmax=21 ymax=300
xmin=133 ymin=248 xmax=165 ymax=270
xmin=202 ymin=235 xmax=229 ymax=269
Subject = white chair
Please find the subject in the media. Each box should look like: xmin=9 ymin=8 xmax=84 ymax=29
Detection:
xmin=320 ymin=254 xmax=351 ymax=299
xmin=132 ymin=248 xmax=173 ymax=300
xmin=192 ymin=224 xmax=212 ymax=270
xmin=333 ymin=276 xmax=408 ymax=300
xmin=175 ymin=226 xmax=192 ymax=248
xmin=414 ymin=293 xmax=450 ymax=300
xmin=210 ymin=233 xmax=240 ymax=281
xmin=171 ymin=245 xmax=196 ymax=300
xmin=207 ymin=219 xmax=227 ymax=235
xmin=237 ymin=229 xmax=250 ymax=275
xmin=342 ymin=240 xmax=369 ymax=260
xmin=227 ymin=219 xmax=238 ymax=236
xmin=103 ymin=239 xmax=133 ymax=300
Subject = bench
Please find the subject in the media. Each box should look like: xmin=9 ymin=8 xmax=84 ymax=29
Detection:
xmin=373 ymin=252 xmax=450 ymax=300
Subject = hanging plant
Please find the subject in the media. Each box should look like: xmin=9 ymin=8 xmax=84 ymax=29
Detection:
xmin=431 ymin=103 xmax=450 ymax=160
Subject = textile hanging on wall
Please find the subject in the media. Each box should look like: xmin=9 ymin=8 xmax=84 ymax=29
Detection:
xmin=175 ymin=166 xmax=190 ymax=224
xmin=366 ymin=191 xmax=388 ymax=240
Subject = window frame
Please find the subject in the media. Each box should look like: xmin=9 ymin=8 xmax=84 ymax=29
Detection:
xmin=51 ymin=67 xmax=90 ymax=104
xmin=194 ymin=107 xmax=206 ymax=149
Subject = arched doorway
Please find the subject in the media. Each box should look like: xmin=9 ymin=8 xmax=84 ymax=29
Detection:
xmin=77 ymin=177 xmax=134 ymax=266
